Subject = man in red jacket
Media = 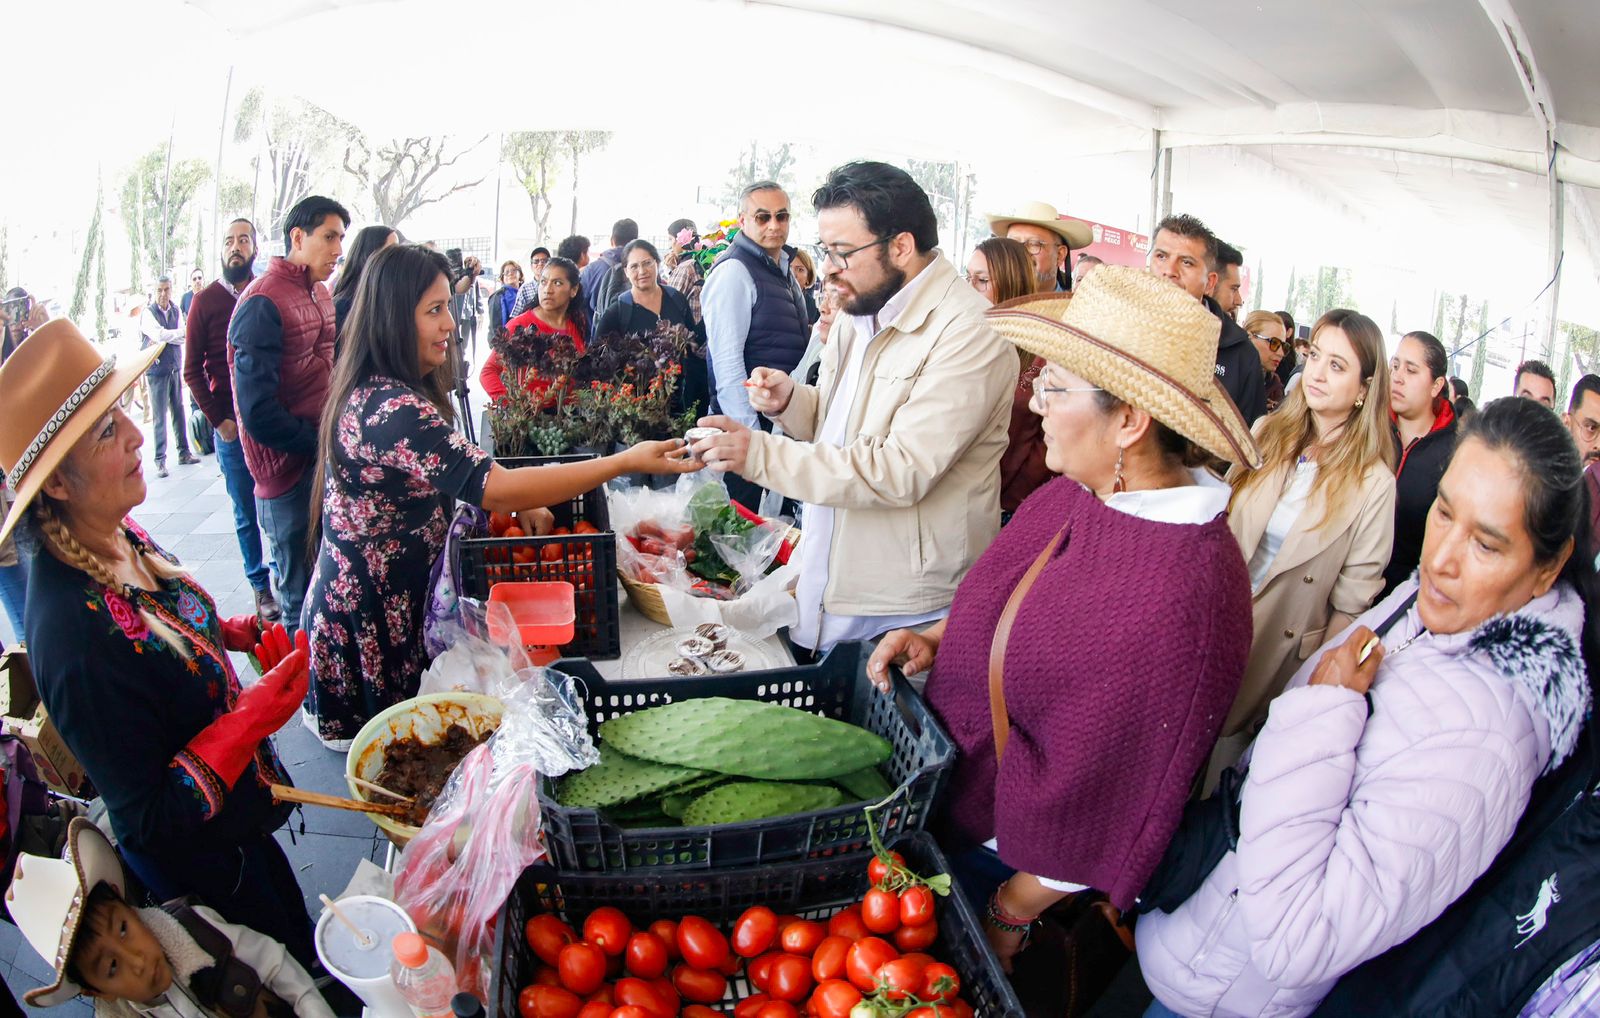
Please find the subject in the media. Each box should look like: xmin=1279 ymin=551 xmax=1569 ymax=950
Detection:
xmin=228 ymin=196 xmax=347 ymax=635
xmin=184 ymin=218 xmax=280 ymax=623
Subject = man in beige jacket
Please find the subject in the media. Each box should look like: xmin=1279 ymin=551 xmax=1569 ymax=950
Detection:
xmin=693 ymin=161 xmax=1017 ymax=655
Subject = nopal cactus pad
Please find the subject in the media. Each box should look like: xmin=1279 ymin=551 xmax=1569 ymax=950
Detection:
xmin=598 ymin=697 xmax=891 ymax=780
xmin=556 ymin=745 xmax=710 ymax=809
xmin=679 ymin=781 xmax=847 ymax=826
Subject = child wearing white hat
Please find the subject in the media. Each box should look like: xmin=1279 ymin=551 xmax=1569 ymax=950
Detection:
xmin=6 ymin=818 xmax=333 ymax=1017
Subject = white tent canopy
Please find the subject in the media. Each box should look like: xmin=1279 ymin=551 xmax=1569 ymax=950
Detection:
xmin=6 ymin=0 xmax=1599 ymax=347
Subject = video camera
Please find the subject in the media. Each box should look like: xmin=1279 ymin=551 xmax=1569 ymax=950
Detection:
xmin=1 ymin=291 xmax=32 ymax=325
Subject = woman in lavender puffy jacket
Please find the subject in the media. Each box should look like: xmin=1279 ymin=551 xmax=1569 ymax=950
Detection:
xmin=1138 ymin=396 xmax=1598 ymax=1018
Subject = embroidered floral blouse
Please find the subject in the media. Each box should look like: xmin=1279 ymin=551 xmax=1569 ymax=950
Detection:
xmin=24 ymin=520 xmax=288 ymax=856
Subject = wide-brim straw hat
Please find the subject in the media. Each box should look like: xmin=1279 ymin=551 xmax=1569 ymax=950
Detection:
xmin=0 ymin=319 xmax=161 ymax=547
xmin=988 ymin=265 xmax=1263 ymax=468
xmin=986 ymin=201 xmax=1095 ymax=250
xmin=6 ymin=818 xmax=129 ymax=1007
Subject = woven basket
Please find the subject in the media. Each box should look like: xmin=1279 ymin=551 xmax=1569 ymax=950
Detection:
xmin=619 ymin=525 xmax=801 ymax=626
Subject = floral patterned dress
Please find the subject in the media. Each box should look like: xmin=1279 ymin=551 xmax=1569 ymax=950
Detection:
xmin=304 ymin=377 xmax=493 ymax=744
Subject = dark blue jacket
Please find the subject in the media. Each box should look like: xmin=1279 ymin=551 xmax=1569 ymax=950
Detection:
xmin=707 ymin=232 xmax=809 ymax=411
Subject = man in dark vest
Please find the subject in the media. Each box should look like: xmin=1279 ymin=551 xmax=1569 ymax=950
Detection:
xmin=228 ymin=195 xmax=347 ymax=636
xmin=701 ymin=181 xmax=811 ymax=510
xmin=140 ymin=276 xmax=199 ymax=478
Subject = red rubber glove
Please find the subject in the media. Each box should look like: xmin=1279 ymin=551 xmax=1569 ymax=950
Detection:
xmin=219 ymin=614 xmax=262 ymax=654
xmin=253 ymin=623 xmax=296 ymax=670
xmin=186 ymin=629 xmax=310 ymax=787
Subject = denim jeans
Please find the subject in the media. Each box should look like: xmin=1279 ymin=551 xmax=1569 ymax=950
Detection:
xmin=215 ymin=433 xmax=273 ymax=592
xmin=255 ymin=469 xmax=314 ymax=635
xmin=1143 ymin=999 xmax=1184 ymax=1017
xmin=147 ymin=369 xmax=190 ymax=464
xmin=0 ymin=555 xmax=27 ymax=646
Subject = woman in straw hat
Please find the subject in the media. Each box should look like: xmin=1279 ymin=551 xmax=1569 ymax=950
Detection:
xmin=1207 ymin=309 xmax=1397 ymax=780
xmin=867 ymin=265 xmax=1262 ymax=972
xmin=0 ymin=320 xmax=319 ymax=968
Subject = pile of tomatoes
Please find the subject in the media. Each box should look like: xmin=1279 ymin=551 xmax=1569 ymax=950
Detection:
xmin=484 ymin=511 xmax=602 ymax=594
xmin=515 ymin=852 xmax=978 ymax=1018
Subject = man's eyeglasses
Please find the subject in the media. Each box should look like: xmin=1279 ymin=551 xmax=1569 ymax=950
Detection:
xmin=813 ymin=236 xmax=891 ymax=271
xmin=1030 ymin=374 xmax=1102 ymax=412
xmin=1575 ymin=418 xmax=1600 ymax=442
xmin=1018 ymin=239 xmax=1061 ymax=256
xmin=1250 ymin=333 xmax=1287 ymax=353
xmin=751 ymin=210 xmax=791 ymax=225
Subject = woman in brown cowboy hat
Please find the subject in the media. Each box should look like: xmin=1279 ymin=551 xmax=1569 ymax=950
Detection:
xmin=0 ymin=320 xmax=318 ymax=969
xmin=866 ymin=265 xmax=1262 ymax=980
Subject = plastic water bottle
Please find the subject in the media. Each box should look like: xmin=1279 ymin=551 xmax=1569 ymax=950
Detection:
xmin=390 ymin=933 xmax=456 ymax=1018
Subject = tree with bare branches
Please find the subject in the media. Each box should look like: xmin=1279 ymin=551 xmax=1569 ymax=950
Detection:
xmin=342 ymin=134 xmax=489 ymax=229
xmin=233 ymin=89 xmax=346 ymax=243
xmin=722 ymin=141 xmax=797 ymax=206
xmin=503 ymin=131 xmax=562 ymax=241
xmin=562 ymin=131 xmax=613 ymax=235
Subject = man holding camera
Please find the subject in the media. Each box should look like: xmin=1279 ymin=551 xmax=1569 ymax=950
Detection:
xmin=140 ymin=276 xmax=200 ymax=478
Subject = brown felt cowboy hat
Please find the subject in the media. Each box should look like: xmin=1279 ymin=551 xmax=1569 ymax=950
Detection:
xmin=986 ymin=201 xmax=1095 ymax=250
xmin=988 ymin=265 xmax=1263 ymax=468
xmin=0 ymin=319 xmax=161 ymax=547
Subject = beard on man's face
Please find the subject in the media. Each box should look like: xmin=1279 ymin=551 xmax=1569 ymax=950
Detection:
xmin=839 ymin=250 xmax=906 ymax=318
xmin=221 ymin=256 xmax=253 ymax=285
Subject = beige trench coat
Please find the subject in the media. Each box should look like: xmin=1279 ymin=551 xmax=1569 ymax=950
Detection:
xmin=1223 ymin=458 xmax=1396 ymax=738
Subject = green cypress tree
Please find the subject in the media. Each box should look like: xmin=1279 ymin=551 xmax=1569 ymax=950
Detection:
xmin=1469 ymin=300 xmax=1490 ymax=399
xmin=70 ymin=192 xmax=102 ymax=324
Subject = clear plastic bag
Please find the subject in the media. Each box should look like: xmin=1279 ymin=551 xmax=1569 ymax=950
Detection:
xmin=392 ymin=670 xmax=598 ymax=998
xmin=418 ymin=598 xmax=535 ymax=700
xmin=610 ymin=477 xmax=792 ymax=597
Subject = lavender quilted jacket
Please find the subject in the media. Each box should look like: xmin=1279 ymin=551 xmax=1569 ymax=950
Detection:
xmin=1137 ymin=578 xmax=1592 ymax=1018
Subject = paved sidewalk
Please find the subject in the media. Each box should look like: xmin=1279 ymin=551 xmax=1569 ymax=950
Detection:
xmin=3 ymin=431 xmax=388 ymax=1013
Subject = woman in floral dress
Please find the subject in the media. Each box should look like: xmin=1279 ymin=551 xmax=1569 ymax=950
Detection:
xmin=302 ymin=245 xmax=696 ymax=749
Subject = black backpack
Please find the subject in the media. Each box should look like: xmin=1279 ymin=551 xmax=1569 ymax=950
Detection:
xmin=190 ymin=406 xmax=215 ymax=455
xmin=1314 ymin=720 xmax=1600 ymax=1017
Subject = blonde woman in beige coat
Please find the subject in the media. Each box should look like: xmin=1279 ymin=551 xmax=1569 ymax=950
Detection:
xmin=1213 ymin=309 xmax=1397 ymax=777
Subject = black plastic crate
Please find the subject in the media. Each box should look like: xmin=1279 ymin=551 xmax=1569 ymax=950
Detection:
xmin=540 ymin=641 xmax=955 ymax=871
xmin=489 ymin=832 xmax=1022 ymax=1017
xmin=455 ymin=454 xmax=620 ymax=660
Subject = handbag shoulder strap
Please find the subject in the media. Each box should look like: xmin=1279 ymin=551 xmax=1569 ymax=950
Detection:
xmin=988 ymin=525 xmax=1068 ymax=764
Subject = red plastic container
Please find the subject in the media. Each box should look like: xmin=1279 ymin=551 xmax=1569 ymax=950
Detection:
xmin=486 ymin=582 xmax=575 ymax=665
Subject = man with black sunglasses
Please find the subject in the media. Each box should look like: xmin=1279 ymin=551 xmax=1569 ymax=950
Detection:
xmin=701 ymin=180 xmax=813 ymax=510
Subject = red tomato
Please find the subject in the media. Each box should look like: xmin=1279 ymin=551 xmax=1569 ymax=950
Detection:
xmin=892 ymin=919 xmax=938 ymax=952
xmin=826 ymin=906 xmax=869 ymax=942
xmin=952 ymin=1000 xmax=974 ymax=1018
xmin=607 ymin=1008 xmax=653 ymax=1018
xmin=921 ymin=962 xmax=961 ymax=1003
xmin=860 ymin=889 xmax=901 ymax=935
xmin=811 ymin=936 xmax=851 ymax=982
xmin=765 ymin=953 xmax=814 ymax=1003
xmin=718 ymin=951 xmax=743 ymax=976
xmin=844 ymin=938 xmax=899 ymax=993
xmin=877 ymin=957 xmax=928 ymax=1001
xmin=778 ymin=919 xmax=825 ymax=957
xmin=906 ymin=1007 xmax=957 ymax=1018
xmin=576 ymin=1003 xmax=612 ymax=1018
xmin=526 ymin=915 xmax=579 ymax=966
xmin=754 ymin=1003 xmax=800 ymax=1018
xmin=898 ymin=886 xmax=936 ymax=928
xmin=733 ymin=994 xmax=772 ymax=1018
xmin=810 ymin=979 xmax=864 ymax=1018
xmin=647 ymin=920 xmax=680 ymax=962
xmin=866 ymin=851 xmax=904 ymax=887
xmin=749 ymin=951 xmax=782 ymax=992
xmin=623 ymin=932 xmax=670 ymax=979
xmin=558 ymin=942 xmax=607 ymax=996
xmin=676 ymin=916 xmax=730 ymax=970
xmin=732 ymin=905 xmax=780 ymax=957
xmin=682 ymin=1008 xmax=726 ymax=1018
xmin=583 ymin=907 xmax=634 ymax=957
xmin=648 ymin=977 xmax=679 ymax=1014
xmin=504 ymin=526 xmax=526 ymax=538
xmin=519 ymin=984 xmax=582 ymax=1018
xmin=671 ymin=964 xmax=728 ymax=1004
xmin=585 ymin=985 xmax=615 ymax=1006
xmin=489 ymin=512 xmax=514 ymax=536
xmin=611 ymin=978 xmax=669 ymax=1018
xmin=533 ymin=967 xmax=563 ymax=987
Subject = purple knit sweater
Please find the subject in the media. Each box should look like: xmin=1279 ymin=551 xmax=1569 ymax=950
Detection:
xmin=925 ymin=477 xmax=1252 ymax=910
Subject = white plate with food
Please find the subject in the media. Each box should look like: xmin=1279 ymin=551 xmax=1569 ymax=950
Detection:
xmin=621 ymin=624 xmax=787 ymax=679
